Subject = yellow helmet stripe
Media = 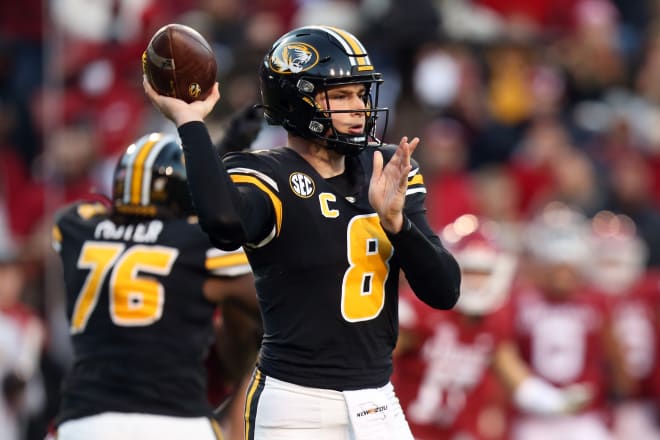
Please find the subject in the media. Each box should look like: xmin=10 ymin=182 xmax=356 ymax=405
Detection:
xmin=128 ymin=133 xmax=177 ymax=205
xmin=316 ymin=26 xmax=374 ymax=71
xmin=123 ymin=135 xmax=159 ymax=204
xmin=130 ymin=136 xmax=160 ymax=205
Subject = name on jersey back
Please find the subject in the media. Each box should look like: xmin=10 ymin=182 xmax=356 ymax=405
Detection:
xmin=94 ymin=219 xmax=164 ymax=243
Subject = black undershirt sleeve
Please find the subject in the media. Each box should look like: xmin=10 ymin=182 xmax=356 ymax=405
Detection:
xmin=385 ymin=212 xmax=461 ymax=310
xmin=178 ymin=121 xmax=273 ymax=250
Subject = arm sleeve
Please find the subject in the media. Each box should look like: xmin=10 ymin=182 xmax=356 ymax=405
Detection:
xmin=178 ymin=121 xmax=273 ymax=250
xmin=386 ymin=211 xmax=461 ymax=309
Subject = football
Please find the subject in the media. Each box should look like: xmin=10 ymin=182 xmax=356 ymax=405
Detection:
xmin=142 ymin=24 xmax=217 ymax=103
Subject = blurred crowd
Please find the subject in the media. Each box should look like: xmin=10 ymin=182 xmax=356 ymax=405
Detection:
xmin=2 ymin=0 xmax=660 ymax=439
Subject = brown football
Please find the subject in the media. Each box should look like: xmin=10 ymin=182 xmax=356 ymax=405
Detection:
xmin=142 ymin=24 xmax=217 ymax=103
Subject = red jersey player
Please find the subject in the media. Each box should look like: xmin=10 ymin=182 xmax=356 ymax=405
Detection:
xmin=510 ymin=203 xmax=630 ymax=440
xmin=586 ymin=210 xmax=660 ymax=440
xmin=393 ymin=214 xmax=591 ymax=440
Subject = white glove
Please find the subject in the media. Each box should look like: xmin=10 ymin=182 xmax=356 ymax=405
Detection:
xmin=514 ymin=377 xmax=594 ymax=416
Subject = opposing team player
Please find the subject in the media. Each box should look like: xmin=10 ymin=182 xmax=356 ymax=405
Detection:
xmin=586 ymin=211 xmax=660 ymax=440
xmin=511 ymin=203 xmax=631 ymax=440
xmin=51 ymin=133 xmax=256 ymax=440
xmin=144 ymin=25 xmax=461 ymax=440
xmin=393 ymin=214 xmax=593 ymax=440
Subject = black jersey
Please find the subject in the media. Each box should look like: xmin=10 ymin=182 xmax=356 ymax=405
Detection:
xmin=222 ymin=146 xmax=430 ymax=390
xmin=52 ymin=201 xmax=250 ymax=424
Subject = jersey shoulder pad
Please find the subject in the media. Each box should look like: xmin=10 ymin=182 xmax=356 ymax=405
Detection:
xmin=378 ymin=143 xmax=398 ymax=161
xmin=55 ymin=201 xmax=110 ymax=226
xmin=53 ymin=201 xmax=110 ymax=252
xmin=223 ymin=149 xmax=284 ymax=193
xmin=223 ymin=150 xmax=257 ymax=168
xmin=406 ymin=161 xmax=425 ymax=198
xmin=223 ymin=148 xmax=286 ymax=169
xmin=223 ymin=149 xmax=283 ymax=246
xmin=374 ymin=143 xmax=423 ymax=172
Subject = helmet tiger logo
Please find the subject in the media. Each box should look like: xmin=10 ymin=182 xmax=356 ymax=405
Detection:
xmin=270 ymin=43 xmax=319 ymax=74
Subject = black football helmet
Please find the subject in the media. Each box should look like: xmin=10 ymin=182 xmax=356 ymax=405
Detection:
xmin=112 ymin=133 xmax=194 ymax=218
xmin=260 ymin=25 xmax=389 ymax=155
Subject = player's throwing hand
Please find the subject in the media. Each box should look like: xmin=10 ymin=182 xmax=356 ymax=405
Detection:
xmin=143 ymin=75 xmax=220 ymax=127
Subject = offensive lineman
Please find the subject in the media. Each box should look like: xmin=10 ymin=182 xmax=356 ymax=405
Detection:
xmin=52 ymin=133 xmax=256 ymax=440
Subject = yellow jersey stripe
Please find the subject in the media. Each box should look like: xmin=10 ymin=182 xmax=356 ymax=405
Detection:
xmin=52 ymin=225 xmax=63 ymax=244
xmin=408 ymin=174 xmax=424 ymax=186
xmin=205 ymin=252 xmax=250 ymax=270
xmin=230 ymin=174 xmax=282 ymax=236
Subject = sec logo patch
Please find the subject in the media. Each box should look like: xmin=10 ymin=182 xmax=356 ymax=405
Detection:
xmin=289 ymin=172 xmax=315 ymax=198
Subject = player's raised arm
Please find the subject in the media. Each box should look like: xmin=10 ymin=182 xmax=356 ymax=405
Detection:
xmin=143 ymin=78 xmax=271 ymax=250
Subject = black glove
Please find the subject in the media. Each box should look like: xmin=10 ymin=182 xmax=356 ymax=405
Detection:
xmin=215 ymin=104 xmax=264 ymax=156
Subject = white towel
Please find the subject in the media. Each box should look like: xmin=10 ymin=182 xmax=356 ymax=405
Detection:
xmin=343 ymin=387 xmax=393 ymax=440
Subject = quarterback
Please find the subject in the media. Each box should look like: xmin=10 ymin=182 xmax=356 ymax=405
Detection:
xmin=145 ymin=25 xmax=461 ymax=440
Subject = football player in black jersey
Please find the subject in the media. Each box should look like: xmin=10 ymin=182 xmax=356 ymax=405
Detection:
xmin=144 ymin=25 xmax=461 ymax=440
xmin=51 ymin=132 xmax=257 ymax=440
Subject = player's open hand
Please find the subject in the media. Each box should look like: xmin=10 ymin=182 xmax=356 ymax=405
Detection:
xmin=143 ymin=76 xmax=220 ymax=127
xmin=369 ymin=136 xmax=419 ymax=233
